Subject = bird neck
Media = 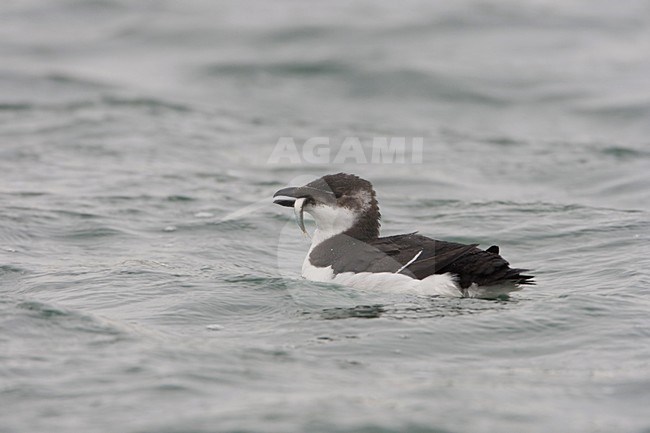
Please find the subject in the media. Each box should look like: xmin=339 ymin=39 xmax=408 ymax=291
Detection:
xmin=342 ymin=209 xmax=380 ymax=241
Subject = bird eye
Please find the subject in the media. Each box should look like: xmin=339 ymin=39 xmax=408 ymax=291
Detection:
xmin=334 ymin=191 xmax=343 ymax=199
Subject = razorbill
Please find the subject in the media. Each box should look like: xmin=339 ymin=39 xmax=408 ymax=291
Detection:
xmin=273 ymin=173 xmax=534 ymax=298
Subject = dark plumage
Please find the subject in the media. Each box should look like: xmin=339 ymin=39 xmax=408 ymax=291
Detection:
xmin=274 ymin=173 xmax=535 ymax=291
xmin=309 ymin=232 xmax=534 ymax=289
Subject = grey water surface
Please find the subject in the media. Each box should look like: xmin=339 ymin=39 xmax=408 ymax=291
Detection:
xmin=1 ymin=1 xmax=650 ymax=432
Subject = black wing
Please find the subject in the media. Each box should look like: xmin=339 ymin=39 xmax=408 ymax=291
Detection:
xmin=370 ymin=233 xmax=534 ymax=288
xmin=308 ymin=232 xmax=534 ymax=288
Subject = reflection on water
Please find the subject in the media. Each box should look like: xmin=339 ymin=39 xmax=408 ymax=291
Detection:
xmin=318 ymin=304 xmax=387 ymax=320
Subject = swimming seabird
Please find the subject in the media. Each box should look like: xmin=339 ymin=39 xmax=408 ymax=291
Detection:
xmin=273 ymin=173 xmax=534 ymax=298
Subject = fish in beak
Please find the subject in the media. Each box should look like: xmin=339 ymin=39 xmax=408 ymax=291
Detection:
xmin=273 ymin=186 xmax=311 ymax=238
xmin=273 ymin=182 xmax=337 ymax=238
xmin=292 ymin=197 xmax=310 ymax=238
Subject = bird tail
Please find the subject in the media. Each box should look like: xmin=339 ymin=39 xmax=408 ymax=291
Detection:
xmin=507 ymin=268 xmax=535 ymax=285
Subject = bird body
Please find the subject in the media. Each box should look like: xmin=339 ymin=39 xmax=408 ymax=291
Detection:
xmin=273 ymin=173 xmax=534 ymax=298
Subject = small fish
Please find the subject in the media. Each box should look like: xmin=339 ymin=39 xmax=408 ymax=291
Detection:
xmin=293 ymin=197 xmax=310 ymax=238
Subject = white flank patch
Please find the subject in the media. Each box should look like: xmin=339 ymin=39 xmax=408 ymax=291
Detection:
xmin=302 ymin=259 xmax=521 ymax=299
xmin=335 ymin=271 xmax=462 ymax=297
xmin=302 ymin=260 xmax=460 ymax=297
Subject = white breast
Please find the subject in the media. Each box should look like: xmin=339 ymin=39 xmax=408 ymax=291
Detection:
xmin=301 ymin=258 xmax=336 ymax=281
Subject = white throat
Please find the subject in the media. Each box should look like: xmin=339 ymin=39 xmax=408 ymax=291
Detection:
xmin=304 ymin=204 xmax=358 ymax=251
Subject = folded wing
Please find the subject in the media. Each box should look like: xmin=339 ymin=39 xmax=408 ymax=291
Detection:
xmin=369 ymin=233 xmax=534 ymax=288
xmin=309 ymin=232 xmax=534 ymax=288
